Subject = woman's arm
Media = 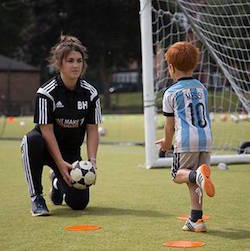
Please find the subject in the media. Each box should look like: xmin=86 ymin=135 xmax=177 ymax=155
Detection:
xmin=40 ymin=124 xmax=73 ymax=186
xmin=86 ymin=124 xmax=99 ymax=169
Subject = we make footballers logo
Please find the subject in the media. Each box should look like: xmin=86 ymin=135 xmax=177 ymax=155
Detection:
xmin=56 ymin=118 xmax=85 ymax=128
xmin=77 ymin=101 xmax=88 ymax=110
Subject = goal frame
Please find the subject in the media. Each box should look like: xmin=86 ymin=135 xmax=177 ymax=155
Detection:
xmin=139 ymin=0 xmax=250 ymax=168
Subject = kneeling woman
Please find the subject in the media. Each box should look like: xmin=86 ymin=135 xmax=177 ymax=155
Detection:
xmin=21 ymin=35 xmax=102 ymax=216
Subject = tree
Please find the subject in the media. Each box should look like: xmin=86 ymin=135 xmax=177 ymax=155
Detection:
xmin=0 ymin=0 xmax=31 ymax=58
xmin=21 ymin=0 xmax=141 ymax=109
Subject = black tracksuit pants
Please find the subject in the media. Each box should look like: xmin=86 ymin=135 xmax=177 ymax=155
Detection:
xmin=21 ymin=127 xmax=89 ymax=210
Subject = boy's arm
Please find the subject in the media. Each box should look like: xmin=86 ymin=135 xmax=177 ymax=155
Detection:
xmin=156 ymin=89 xmax=175 ymax=152
xmin=156 ymin=116 xmax=175 ymax=152
xmin=163 ymin=116 xmax=175 ymax=151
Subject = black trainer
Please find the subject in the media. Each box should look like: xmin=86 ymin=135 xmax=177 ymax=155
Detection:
xmin=31 ymin=195 xmax=50 ymax=216
xmin=49 ymin=170 xmax=63 ymax=205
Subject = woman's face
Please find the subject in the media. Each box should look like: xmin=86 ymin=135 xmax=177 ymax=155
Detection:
xmin=60 ymin=50 xmax=83 ymax=81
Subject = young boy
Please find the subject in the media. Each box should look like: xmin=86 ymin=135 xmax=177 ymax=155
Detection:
xmin=156 ymin=42 xmax=215 ymax=232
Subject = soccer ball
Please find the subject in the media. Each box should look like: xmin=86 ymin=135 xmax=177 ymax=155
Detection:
xmin=218 ymin=162 xmax=228 ymax=170
xmin=230 ymin=114 xmax=239 ymax=123
xmin=70 ymin=160 xmax=96 ymax=190
xmin=172 ymin=12 xmax=189 ymax=30
xmin=98 ymin=126 xmax=107 ymax=136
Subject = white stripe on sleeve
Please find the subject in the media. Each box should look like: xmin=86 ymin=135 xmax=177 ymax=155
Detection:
xmin=39 ymin=97 xmax=48 ymax=124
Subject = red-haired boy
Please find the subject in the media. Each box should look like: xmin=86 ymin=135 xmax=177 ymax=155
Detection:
xmin=156 ymin=42 xmax=215 ymax=232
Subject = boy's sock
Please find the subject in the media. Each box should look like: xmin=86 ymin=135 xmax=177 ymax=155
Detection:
xmin=190 ymin=209 xmax=203 ymax=222
xmin=189 ymin=170 xmax=197 ymax=183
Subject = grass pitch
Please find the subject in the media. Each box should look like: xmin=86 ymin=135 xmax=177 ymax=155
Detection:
xmin=1 ymin=114 xmax=250 ymax=154
xmin=0 ymin=115 xmax=250 ymax=250
xmin=0 ymin=141 xmax=250 ymax=251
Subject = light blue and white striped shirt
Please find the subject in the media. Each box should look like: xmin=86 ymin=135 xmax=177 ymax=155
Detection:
xmin=163 ymin=77 xmax=212 ymax=153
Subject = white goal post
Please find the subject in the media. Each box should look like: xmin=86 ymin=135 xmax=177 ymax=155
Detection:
xmin=139 ymin=0 xmax=250 ymax=168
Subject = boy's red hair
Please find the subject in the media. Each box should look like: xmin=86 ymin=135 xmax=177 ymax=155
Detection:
xmin=165 ymin=42 xmax=200 ymax=72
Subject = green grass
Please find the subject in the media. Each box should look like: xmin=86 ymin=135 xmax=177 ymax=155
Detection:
xmin=3 ymin=114 xmax=249 ymax=154
xmin=0 ymin=115 xmax=250 ymax=250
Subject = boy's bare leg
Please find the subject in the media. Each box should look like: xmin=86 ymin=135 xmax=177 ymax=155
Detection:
xmin=174 ymin=169 xmax=202 ymax=210
xmin=187 ymin=182 xmax=202 ymax=210
xmin=173 ymin=169 xmax=190 ymax=184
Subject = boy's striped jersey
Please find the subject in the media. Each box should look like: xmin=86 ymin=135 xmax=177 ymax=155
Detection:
xmin=163 ymin=77 xmax=212 ymax=153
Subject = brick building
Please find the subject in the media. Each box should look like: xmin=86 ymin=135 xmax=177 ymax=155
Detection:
xmin=0 ymin=55 xmax=40 ymax=115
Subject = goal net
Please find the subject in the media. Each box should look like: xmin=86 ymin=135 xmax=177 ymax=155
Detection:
xmin=140 ymin=0 xmax=250 ymax=168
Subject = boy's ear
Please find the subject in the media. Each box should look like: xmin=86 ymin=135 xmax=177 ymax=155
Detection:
xmin=169 ymin=64 xmax=175 ymax=73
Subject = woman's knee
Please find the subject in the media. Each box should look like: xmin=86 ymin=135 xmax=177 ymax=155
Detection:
xmin=66 ymin=199 xmax=89 ymax=210
xmin=65 ymin=189 xmax=89 ymax=210
xmin=21 ymin=129 xmax=45 ymax=161
xmin=26 ymin=129 xmax=44 ymax=147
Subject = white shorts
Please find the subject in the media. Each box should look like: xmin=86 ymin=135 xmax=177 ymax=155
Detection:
xmin=171 ymin=152 xmax=211 ymax=180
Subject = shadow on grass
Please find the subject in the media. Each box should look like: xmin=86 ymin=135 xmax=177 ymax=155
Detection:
xmin=207 ymin=228 xmax=250 ymax=240
xmin=50 ymin=205 xmax=171 ymax=218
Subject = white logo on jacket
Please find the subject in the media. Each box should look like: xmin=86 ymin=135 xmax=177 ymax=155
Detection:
xmin=77 ymin=101 xmax=88 ymax=110
xmin=56 ymin=101 xmax=64 ymax=108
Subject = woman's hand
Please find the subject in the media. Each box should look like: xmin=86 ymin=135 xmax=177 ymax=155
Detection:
xmin=89 ymin=157 xmax=97 ymax=185
xmin=89 ymin=157 xmax=97 ymax=170
xmin=57 ymin=160 xmax=73 ymax=187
